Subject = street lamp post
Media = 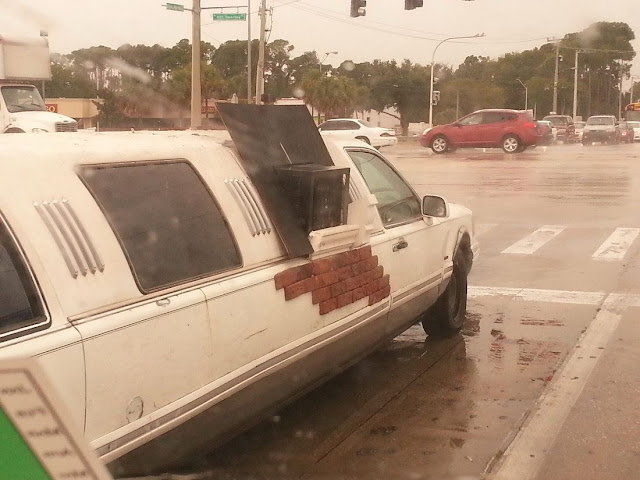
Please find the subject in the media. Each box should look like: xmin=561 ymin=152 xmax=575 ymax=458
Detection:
xmin=319 ymin=51 xmax=338 ymax=74
xmin=572 ymin=50 xmax=580 ymax=121
xmin=429 ymin=33 xmax=484 ymax=127
xmin=516 ymin=78 xmax=528 ymax=111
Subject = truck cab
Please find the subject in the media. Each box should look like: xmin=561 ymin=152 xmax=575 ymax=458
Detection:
xmin=0 ymin=35 xmax=77 ymax=133
xmin=0 ymin=82 xmax=77 ymax=133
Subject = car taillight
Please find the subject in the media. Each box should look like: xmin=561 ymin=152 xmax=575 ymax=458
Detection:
xmin=381 ymin=132 xmax=392 ymax=137
xmin=523 ymin=122 xmax=537 ymax=129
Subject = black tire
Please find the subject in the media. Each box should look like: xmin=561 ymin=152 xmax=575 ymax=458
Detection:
xmin=4 ymin=128 xmax=25 ymax=133
xmin=430 ymin=135 xmax=449 ymax=154
xmin=421 ymin=250 xmax=468 ymax=337
xmin=501 ymin=135 xmax=520 ymax=153
xmin=355 ymin=136 xmax=371 ymax=145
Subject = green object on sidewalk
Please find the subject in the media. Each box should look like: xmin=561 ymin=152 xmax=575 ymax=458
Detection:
xmin=0 ymin=407 xmax=51 ymax=480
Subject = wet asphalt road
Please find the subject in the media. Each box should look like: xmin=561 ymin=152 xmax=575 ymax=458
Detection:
xmin=148 ymin=142 xmax=640 ymax=480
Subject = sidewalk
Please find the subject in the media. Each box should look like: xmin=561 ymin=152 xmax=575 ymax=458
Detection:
xmin=533 ymin=305 xmax=640 ymax=480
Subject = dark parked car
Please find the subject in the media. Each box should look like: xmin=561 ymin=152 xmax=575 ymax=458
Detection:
xmin=542 ymin=115 xmax=576 ymax=143
xmin=618 ymin=122 xmax=635 ymax=143
xmin=420 ymin=109 xmax=543 ymax=154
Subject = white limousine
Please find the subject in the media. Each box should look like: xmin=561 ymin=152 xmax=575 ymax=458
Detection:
xmin=0 ymin=115 xmax=477 ymax=476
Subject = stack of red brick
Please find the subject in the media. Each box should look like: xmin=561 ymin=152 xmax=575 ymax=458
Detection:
xmin=274 ymin=245 xmax=391 ymax=315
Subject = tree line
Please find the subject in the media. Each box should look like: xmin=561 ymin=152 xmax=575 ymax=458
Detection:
xmin=46 ymin=21 xmax=637 ymax=132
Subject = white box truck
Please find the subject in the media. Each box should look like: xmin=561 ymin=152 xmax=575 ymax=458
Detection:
xmin=0 ymin=35 xmax=77 ymax=133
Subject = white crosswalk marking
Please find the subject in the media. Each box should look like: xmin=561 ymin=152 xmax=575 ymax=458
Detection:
xmin=474 ymin=223 xmax=498 ymax=236
xmin=501 ymin=225 xmax=567 ymax=255
xmin=592 ymin=228 xmax=640 ymax=261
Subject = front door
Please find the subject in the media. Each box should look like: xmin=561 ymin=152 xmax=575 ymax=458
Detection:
xmin=346 ymin=149 xmax=448 ymax=333
xmin=449 ymin=112 xmax=484 ymax=146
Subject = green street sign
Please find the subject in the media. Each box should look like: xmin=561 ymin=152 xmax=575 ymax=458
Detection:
xmin=165 ymin=3 xmax=185 ymax=11
xmin=212 ymin=13 xmax=247 ymax=21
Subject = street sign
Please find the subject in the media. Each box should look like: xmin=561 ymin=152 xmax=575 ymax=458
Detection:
xmin=165 ymin=3 xmax=185 ymax=12
xmin=212 ymin=13 xmax=247 ymax=21
xmin=0 ymin=359 xmax=113 ymax=480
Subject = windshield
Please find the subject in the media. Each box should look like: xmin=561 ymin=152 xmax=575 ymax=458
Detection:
xmin=628 ymin=121 xmax=640 ymax=128
xmin=544 ymin=117 xmax=567 ymax=126
xmin=586 ymin=116 xmax=615 ymax=125
xmin=0 ymin=86 xmax=47 ymax=113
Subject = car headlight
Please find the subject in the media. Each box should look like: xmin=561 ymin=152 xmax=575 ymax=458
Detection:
xmin=422 ymin=127 xmax=432 ymax=136
xmin=32 ymin=128 xmax=49 ymax=133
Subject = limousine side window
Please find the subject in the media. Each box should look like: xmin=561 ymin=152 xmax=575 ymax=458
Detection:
xmin=346 ymin=150 xmax=422 ymax=227
xmin=0 ymin=219 xmax=47 ymax=338
xmin=79 ymin=161 xmax=242 ymax=292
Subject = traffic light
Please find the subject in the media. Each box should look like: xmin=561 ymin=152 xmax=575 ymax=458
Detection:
xmin=350 ymin=0 xmax=366 ymax=17
xmin=432 ymin=91 xmax=440 ymax=105
xmin=404 ymin=0 xmax=424 ymax=10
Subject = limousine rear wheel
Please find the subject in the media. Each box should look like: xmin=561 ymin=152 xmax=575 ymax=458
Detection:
xmin=421 ymin=251 xmax=468 ymax=337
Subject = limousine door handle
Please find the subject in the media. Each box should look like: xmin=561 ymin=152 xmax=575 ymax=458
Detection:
xmin=156 ymin=298 xmax=171 ymax=307
xmin=393 ymin=239 xmax=409 ymax=252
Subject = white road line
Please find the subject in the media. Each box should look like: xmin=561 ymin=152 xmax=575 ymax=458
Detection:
xmin=491 ymin=294 xmax=626 ymax=480
xmin=592 ymin=227 xmax=640 ymax=261
xmin=501 ymin=225 xmax=567 ymax=255
xmin=468 ymin=286 xmax=605 ymax=306
xmin=474 ymin=223 xmax=498 ymax=236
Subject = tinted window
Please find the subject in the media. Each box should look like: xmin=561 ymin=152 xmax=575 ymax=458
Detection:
xmin=347 ymin=150 xmax=421 ymax=227
xmin=80 ymin=161 xmax=242 ymax=292
xmin=482 ymin=112 xmax=516 ymax=124
xmin=458 ymin=113 xmax=483 ymax=126
xmin=340 ymin=121 xmax=360 ymax=130
xmin=319 ymin=121 xmax=339 ymax=131
xmin=0 ymin=219 xmax=46 ymax=338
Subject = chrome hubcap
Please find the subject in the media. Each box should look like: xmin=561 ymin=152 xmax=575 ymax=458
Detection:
xmin=504 ymin=138 xmax=518 ymax=152
xmin=433 ymin=138 xmax=447 ymax=152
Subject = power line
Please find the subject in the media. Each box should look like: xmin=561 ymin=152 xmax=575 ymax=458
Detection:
xmin=289 ymin=1 xmax=548 ymax=46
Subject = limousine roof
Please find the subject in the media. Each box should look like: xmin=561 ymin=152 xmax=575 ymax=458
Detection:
xmin=0 ymin=130 xmax=236 ymax=165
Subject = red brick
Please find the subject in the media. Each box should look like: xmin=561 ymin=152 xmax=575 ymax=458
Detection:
xmin=337 ymin=291 xmax=354 ymax=308
xmin=369 ymin=285 xmax=391 ymax=306
xmin=352 ymin=287 xmax=366 ymax=302
xmin=316 ymin=271 xmax=339 ymax=288
xmin=344 ymin=275 xmax=362 ymax=291
xmin=357 ymin=245 xmax=372 ymax=260
xmin=312 ymin=286 xmax=332 ymax=304
xmin=378 ymin=274 xmax=390 ymax=290
xmin=363 ymin=281 xmax=378 ymax=296
xmin=353 ymin=256 xmax=378 ymax=275
xmin=284 ymin=277 xmax=314 ymax=300
xmin=342 ymin=250 xmax=361 ymax=265
xmin=274 ymin=263 xmax=312 ymax=290
xmin=335 ymin=266 xmax=354 ymax=281
xmin=372 ymin=266 xmax=384 ymax=281
xmin=319 ymin=298 xmax=338 ymax=315
xmin=330 ymin=281 xmax=348 ymax=297
xmin=311 ymin=257 xmax=335 ymax=275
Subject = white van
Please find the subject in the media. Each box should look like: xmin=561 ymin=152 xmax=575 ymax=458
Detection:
xmin=0 ymin=120 xmax=477 ymax=476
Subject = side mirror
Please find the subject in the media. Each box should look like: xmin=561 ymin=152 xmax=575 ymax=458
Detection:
xmin=422 ymin=195 xmax=449 ymax=218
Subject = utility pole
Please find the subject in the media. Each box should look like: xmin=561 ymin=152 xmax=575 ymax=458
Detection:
xmin=247 ymin=0 xmax=252 ymax=104
xmin=572 ymin=50 xmax=580 ymax=121
xmin=255 ymin=0 xmax=267 ymax=104
xmin=618 ymin=61 xmax=624 ymax=120
xmin=191 ymin=0 xmax=202 ymax=129
xmin=550 ymin=38 xmax=560 ymax=114
xmin=516 ymin=78 xmax=528 ymax=111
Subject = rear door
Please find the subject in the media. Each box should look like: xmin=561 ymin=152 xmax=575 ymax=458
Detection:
xmin=73 ymin=161 xmax=237 ymax=450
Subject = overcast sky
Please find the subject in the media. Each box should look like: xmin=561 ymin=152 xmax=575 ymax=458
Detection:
xmin=2 ymin=0 xmax=639 ymax=77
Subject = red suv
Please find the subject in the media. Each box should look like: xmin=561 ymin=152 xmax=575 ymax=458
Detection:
xmin=420 ymin=109 xmax=543 ymax=154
